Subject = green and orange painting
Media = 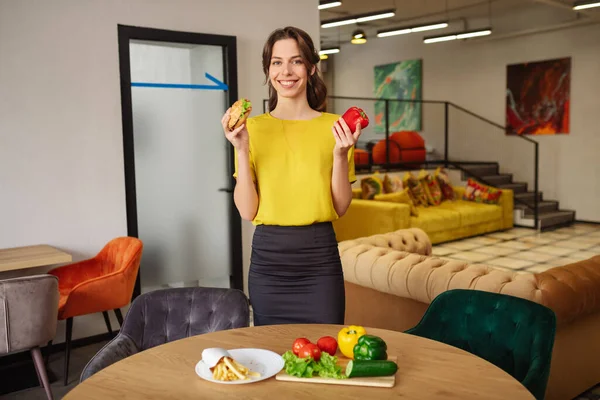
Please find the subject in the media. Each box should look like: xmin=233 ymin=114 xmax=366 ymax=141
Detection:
xmin=374 ymin=59 xmax=422 ymax=133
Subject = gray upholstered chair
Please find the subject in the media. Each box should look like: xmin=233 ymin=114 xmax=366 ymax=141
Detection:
xmin=0 ymin=275 xmax=59 ymax=400
xmin=80 ymin=286 xmax=250 ymax=382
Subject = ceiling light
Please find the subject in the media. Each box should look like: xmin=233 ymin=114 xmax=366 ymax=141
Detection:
xmin=357 ymin=11 xmax=395 ymax=23
xmin=423 ymin=28 xmax=492 ymax=44
xmin=321 ymin=9 xmax=395 ymax=28
xmin=424 ymin=35 xmax=458 ymax=43
xmin=411 ymin=22 xmax=449 ymax=32
xmin=351 ymin=29 xmax=367 ymax=44
xmin=573 ymin=1 xmax=600 ymax=10
xmin=319 ymin=48 xmax=340 ymax=55
xmin=322 ymin=19 xmax=356 ymax=28
xmin=377 ymin=28 xmax=411 ymax=37
xmin=318 ymin=0 xmax=342 ymax=10
xmin=456 ymin=29 xmax=492 ymax=39
xmin=377 ymin=21 xmax=449 ymax=37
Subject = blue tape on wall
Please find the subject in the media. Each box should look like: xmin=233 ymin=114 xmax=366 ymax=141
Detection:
xmin=131 ymin=72 xmax=228 ymax=91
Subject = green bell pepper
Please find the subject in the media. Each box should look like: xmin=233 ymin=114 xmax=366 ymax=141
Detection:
xmin=352 ymin=334 xmax=388 ymax=360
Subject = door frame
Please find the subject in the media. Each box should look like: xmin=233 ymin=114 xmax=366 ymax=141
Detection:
xmin=117 ymin=24 xmax=242 ymax=298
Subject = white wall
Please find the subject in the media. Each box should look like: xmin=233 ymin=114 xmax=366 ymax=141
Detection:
xmin=330 ymin=12 xmax=600 ymax=222
xmin=0 ymin=0 xmax=319 ymax=342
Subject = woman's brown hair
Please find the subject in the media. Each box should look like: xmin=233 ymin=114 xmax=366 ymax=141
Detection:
xmin=262 ymin=26 xmax=327 ymax=112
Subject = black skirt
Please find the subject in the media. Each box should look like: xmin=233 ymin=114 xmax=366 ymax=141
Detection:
xmin=248 ymin=222 xmax=345 ymax=326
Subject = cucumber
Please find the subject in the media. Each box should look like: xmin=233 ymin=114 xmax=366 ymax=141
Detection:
xmin=345 ymin=360 xmax=398 ymax=378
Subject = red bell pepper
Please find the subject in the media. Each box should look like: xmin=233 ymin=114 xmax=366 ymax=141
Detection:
xmin=342 ymin=106 xmax=369 ymax=134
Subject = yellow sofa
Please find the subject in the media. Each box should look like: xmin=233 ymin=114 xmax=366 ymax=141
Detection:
xmin=333 ymin=186 xmax=513 ymax=243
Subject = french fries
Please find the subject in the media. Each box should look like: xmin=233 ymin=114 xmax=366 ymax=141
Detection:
xmin=212 ymin=356 xmax=261 ymax=382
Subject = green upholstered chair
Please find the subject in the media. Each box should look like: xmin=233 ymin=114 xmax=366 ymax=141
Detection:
xmin=405 ymin=289 xmax=556 ymax=400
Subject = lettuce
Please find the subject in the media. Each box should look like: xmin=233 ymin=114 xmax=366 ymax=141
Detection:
xmin=282 ymin=351 xmax=346 ymax=379
xmin=241 ymin=99 xmax=251 ymax=114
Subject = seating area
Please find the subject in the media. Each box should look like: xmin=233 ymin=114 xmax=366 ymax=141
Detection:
xmin=0 ymin=260 xmax=252 ymax=399
xmin=339 ymin=227 xmax=600 ymax=400
xmin=4 ymin=226 xmax=599 ymax=399
xmin=333 ymin=169 xmax=514 ymax=243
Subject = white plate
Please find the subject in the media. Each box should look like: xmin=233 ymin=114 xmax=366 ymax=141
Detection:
xmin=195 ymin=348 xmax=284 ymax=385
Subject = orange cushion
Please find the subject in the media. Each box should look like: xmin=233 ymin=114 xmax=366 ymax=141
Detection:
xmin=463 ymin=178 xmax=503 ymax=204
xmin=354 ymin=149 xmax=369 ymax=165
xmin=390 ymin=130 xmax=425 ymax=148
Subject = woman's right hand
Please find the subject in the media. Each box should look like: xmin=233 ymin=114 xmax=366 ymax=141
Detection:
xmin=221 ymin=108 xmax=249 ymax=152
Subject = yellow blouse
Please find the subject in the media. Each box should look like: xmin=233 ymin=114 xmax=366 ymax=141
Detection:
xmin=233 ymin=112 xmax=356 ymax=226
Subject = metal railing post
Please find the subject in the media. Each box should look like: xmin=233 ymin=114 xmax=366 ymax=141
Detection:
xmin=385 ymin=99 xmax=390 ymax=168
xmin=444 ymin=102 xmax=449 ymax=168
xmin=534 ymin=142 xmax=539 ymax=230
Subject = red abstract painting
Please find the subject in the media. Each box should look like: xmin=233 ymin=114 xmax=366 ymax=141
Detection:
xmin=506 ymin=57 xmax=571 ymax=135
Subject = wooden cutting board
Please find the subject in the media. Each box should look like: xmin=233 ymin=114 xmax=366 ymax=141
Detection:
xmin=275 ymin=356 xmax=397 ymax=388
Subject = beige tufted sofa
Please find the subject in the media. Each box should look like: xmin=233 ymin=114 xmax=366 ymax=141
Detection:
xmin=339 ymin=228 xmax=600 ymax=400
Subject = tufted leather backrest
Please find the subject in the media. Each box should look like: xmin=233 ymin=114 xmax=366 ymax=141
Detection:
xmin=406 ymin=289 xmax=556 ymax=400
xmin=338 ymin=228 xmax=432 ymax=256
xmin=340 ymin=239 xmax=600 ymax=325
xmin=121 ymin=287 xmax=250 ymax=351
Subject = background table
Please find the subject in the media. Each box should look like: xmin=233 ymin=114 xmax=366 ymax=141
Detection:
xmin=64 ymin=324 xmax=534 ymax=399
xmin=0 ymin=244 xmax=72 ymax=273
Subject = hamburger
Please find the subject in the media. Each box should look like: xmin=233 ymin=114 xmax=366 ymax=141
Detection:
xmin=228 ymin=98 xmax=252 ymax=131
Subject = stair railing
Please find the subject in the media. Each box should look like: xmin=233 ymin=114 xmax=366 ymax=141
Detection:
xmin=448 ymin=103 xmax=539 ymax=230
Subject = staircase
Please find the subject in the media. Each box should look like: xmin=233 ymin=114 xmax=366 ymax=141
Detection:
xmin=458 ymin=163 xmax=575 ymax=231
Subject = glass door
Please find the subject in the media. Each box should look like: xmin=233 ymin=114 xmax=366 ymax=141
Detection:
xmin=117 ymin=25 xmax=242 ymax=296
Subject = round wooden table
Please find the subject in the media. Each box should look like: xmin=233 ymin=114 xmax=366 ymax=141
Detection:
xmin=64 ymin=324 xmax=534 ymax=399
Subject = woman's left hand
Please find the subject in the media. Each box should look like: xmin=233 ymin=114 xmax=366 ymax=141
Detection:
xmin=333 ymin=117 xmax=362 ymax=157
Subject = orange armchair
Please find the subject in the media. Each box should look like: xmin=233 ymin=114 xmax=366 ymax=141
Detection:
xmin=48 ymin=236 xmax=143 ymax=385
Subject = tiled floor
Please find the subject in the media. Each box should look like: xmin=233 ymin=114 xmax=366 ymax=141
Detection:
xmin=432 ymin=223 xmax=600 ymax=273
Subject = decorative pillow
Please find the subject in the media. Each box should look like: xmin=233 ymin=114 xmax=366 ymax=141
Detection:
xmin=418 ymin=170 xmax=442 ymax=206
xmin=383 ymin=174 xmax=403 ymax=194
xmin=463 ymin=178 xmax=503 ymax=204
xmin=374 ymin=188 xmax=419 ymax=216
xmin=435 ymin=167 xmax=455 ymax=201
xmin=360 ymin=175 xmax=383 ymax=199
xmin=403 ymin=172 xmax=428 ymax=207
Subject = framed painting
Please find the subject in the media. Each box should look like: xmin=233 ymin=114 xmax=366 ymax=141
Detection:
xmin=374 ymin=59 xmax=422 ymax=133
xmin=506 ymin=57 xmax=571 ymax=135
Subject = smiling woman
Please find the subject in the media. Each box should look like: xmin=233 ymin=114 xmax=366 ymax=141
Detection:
xmin=262 ymin=28 xmax=328 ymax=113
xmin=220 ymin=26 xmax=363 ymax=327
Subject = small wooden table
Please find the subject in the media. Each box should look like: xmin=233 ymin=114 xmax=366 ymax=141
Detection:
xmin=0 ymin=244 xmax=72 ymax=273
xmin=64 ymin=324 xmax=534 ymax=400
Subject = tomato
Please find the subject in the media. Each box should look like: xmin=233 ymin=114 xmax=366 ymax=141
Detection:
xmin=316 ymin=336 xmax=338 ymax=356
xmin=298 ymin=343 xmax=321 ymax=362
xmin=292 ymin=338 xmax=311 ymax=356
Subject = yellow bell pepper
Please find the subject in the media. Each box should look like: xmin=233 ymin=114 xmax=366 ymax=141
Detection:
xmin=337 ymin=325 xmax=367 ymax=359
